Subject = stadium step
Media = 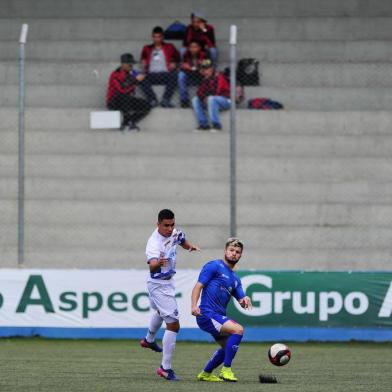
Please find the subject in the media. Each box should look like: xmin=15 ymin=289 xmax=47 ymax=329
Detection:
xmin=2 ymin=17 xmax=392 ymax=40
xmin=2 ymin=40 xmax=392 ymax=63
xmin=1 ymin=154 xmax=392 ymax=182
xmin=2 ymin=61 xmax=392 ymax=88
xmin=2 ymin=85 xmax=392 ymax=110
xmin=3 ymin=129 xmax=392 ymax=157
xmin=2 ymin=109 xmax=391 ymax=135
xmin=2 ymin=178 xmax=392 ymax=204
xmin=2 ymin=0 xmax=392 ymax=18
xmin=2 ymin=246 xmax=391 ymax=270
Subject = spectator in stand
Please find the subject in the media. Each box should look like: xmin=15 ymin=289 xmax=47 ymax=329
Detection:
xmin=106 ymin=53 xmax=151 ymax=131
xmin=192 ymin=59 xmax=230 ymax=131
xmin=141 ymin=26 xmax=180 ymax=108
xmin=182 ymin=11 xmax=217 ymax=65
xmin=178 ymin=40 xmax=210 ymax=108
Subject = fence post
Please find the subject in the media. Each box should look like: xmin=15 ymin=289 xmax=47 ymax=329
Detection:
xmin=18 ymin=24 xmax=28 ymax=266
xmin=229 ymin=25 xmax=237 ymax=237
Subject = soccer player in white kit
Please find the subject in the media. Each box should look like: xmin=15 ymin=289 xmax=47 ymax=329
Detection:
xmin=140 ymin=209 xmax=200 ymax=381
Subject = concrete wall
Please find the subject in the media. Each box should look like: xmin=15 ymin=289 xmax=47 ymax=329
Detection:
xmin=1 ymin=0 xmax=392 ymax=270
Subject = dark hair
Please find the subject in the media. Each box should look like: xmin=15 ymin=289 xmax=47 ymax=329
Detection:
xmin=189 ymin=40 xmax=202 ymax=47
xmin=158 ymin=209 xmax=175 ymax=222
xmin=152 ymin=26 xmax=164 ymax=35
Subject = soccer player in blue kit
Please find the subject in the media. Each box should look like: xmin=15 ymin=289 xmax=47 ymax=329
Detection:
xmin=191 ymin=238 xmax=252 ymax=382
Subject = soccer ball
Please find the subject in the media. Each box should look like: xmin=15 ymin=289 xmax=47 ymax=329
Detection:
xmin=268 ymin=343 xmax=291 ymax=366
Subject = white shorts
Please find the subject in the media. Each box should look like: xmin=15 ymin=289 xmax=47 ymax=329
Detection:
xmin=147 ymin=281 xmax=179 ymax=323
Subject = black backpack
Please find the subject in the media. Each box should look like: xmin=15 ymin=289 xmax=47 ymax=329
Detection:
xmin=164 ymin=21 xmax=187 ymax=40
xmin=237 ymin=58 xmax=260 ymax=86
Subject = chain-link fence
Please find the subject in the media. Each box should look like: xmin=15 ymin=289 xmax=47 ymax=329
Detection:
xmin=2 ymin=9 xmax=392 ymax=270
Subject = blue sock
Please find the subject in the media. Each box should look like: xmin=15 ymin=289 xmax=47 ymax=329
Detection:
xmin=223 ymin=334 xmax=243 ymax=367
xmin=204 ymin=348 xmax=225 ymax=373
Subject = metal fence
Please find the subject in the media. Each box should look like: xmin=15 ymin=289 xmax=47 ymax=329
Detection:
xmin=2 ymin=18 xmax=392 ymax=271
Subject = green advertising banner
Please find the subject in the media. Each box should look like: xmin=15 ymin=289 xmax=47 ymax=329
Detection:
xmin=0 ymin=269 xmax=391 ymax=341
xmin=227 ymin=271 xmax=392 ymax=328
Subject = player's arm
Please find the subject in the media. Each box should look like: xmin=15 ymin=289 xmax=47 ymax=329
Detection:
xmin=176 ymin=229 xmax=200 ymax=252
xmin=234 ymin=281 xmax=252 ymax=310
xmin=191 ymin=282 xmax=204 ymax=316
xmin=191 ymin=262 xmax=216 ymax=316
xmin=181 ymin=239 xmax=200 ymax=252
xmin=146 ymin=240 xmax=170 ymax=275
xmin=148 ymin=256 xmax=168 ymax=273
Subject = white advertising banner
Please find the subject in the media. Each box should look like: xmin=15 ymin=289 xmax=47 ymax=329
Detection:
xmin=0 ymin=269 xmax=199 ymax=328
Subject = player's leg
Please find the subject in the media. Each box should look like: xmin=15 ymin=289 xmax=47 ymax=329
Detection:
xmin=197 ymin=337 xmax=226 ymax=382
xmin=140 ymin=311 xmax=164 ymax=352
xmin=196 ymin=314 xmax=227 ymax=382
xmin=160 ymin=318 xmax=179 ymax=370
xmin=150 ymin=284 xmax=181 ymax=381
xmin=218 ymin=320 xmax=244 ymax=382
xmin=140 ymin=283 xmax=164 ymax=352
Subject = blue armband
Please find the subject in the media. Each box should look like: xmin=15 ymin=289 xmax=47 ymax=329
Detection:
xmin=151 ymin=270 xmax=176 ymax=280
xmin=177 ymin=230 xmax=186 ymax=245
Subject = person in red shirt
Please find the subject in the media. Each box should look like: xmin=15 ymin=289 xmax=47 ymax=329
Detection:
xmin=106 ymin=53 xmax=151 ymax=131
xmin=182 ymin=11 xmax=217 ymax=65
xmin=192 ymin=59 xmax=230 ymax=131
xmin=178 ymin=40 xmax=209 ymax=108
xmin=141 ymin=26 xmax=180 ymax=108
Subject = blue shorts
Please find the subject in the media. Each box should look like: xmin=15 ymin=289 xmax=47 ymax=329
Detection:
xmin=196 ymin=313 xmax=231 ymax=339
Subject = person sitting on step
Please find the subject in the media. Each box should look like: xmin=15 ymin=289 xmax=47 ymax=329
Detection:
xmin=106 ymin=53 xmax=151 ymax=131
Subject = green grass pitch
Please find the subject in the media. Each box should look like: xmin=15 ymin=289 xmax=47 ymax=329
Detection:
xmin=1 ymin=339 xmax=391 ymax=392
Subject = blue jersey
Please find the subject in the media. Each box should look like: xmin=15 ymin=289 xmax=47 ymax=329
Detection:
xmin=198 ymin=259 xmax=245 ymax=316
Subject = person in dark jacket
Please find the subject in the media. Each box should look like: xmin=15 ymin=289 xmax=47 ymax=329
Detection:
xmin=191 ymin=59 xmax=230 ymax=131
xmin=106 ymin=53 xmax=151 ymax=131
xmin=141 ymin=26 xmax=180 ymax=108
xmin=178 ymin=40 xmax=209 ymax=108
xmin=182 ymin=11 xmax=217 ymax=65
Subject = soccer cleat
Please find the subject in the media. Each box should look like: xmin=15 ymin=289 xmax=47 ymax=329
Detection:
xmin=139 ymin=338 xmax=162 ymax=353
xmin=156 ymin=366 xmax=180 ymax=381
xmin=197 ymin=371 xmax=223 ymax=382
xmin=219 ymin=366 xmax=238 ymax=382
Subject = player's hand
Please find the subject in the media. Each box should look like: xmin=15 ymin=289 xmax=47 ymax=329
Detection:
xmin=136 ymin=74 xmax=145 ymax=82
xmin=191 ymin=306 xmax=201 ymax=316
xmin=239 ymin=296 xmax=252 ymax=310
xmin=188 ymin=244 xmax=201 ymax=252
xmin=158 ymin=257 xmax=169 ymax=267
xmin=168 ymin=62 xmax=177 ymax=71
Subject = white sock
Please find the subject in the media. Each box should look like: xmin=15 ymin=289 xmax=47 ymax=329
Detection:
xmin=162 ymin=330 xmax=177 ymax=370
xmin=145 ymin=312 xmax=163 ymax=343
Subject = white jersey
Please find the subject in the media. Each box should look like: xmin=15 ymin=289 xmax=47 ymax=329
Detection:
xmin=146 ymin=228 xmax=186 ymax=285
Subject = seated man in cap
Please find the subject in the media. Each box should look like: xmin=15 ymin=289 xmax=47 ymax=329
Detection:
xmin=192 ymin=59 xmax=230 ymax=131
xmin=182 ymin=11 xmax=217 ymax=65
xmin=140 ymin=26 xmax=180 ymax=108
xmin=106 ymin=53 xmax=151 ymax=131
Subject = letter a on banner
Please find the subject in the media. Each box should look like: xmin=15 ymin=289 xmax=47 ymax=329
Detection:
xmin=16 ymin=275 xmax=55 ymax=313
